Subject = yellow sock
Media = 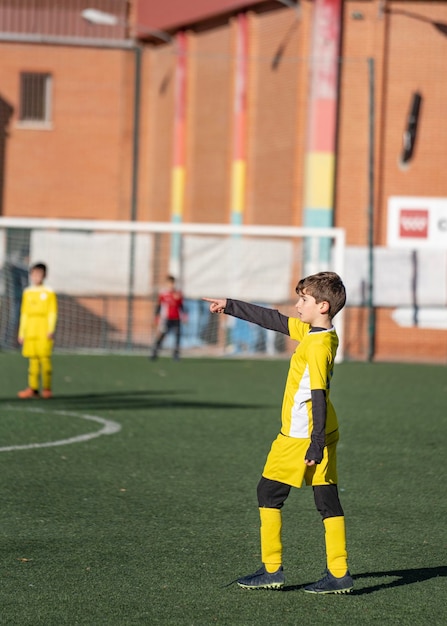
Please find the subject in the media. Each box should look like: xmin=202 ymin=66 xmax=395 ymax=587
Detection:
xmin=259 ymin=507 xmax=282 ymax=573
xmin=324 ymin=516 xmax=348 ymax=578
xmin=41 ymin=357 xmax=52 ymax=390
xmin=28 ymin=357 xmax=40 ymax=391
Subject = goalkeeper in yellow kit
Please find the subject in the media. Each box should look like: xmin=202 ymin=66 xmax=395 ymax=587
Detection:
xmin=17 ymin=263 xmax=58 ymax=399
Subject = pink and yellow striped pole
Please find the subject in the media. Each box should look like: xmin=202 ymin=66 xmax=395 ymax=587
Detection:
xmin=170 ymin=31 xmax=187 ymax=273
xmin=303 ymin=0 xmax=342 ymax=272
xmin=230 ymin=13 xmax=248 ymax=226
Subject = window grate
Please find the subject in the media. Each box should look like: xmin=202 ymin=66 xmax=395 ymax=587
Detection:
xmin=19 ymin=73 xmax=52 ymax=123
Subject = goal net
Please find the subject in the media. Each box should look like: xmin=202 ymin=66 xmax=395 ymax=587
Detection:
xmin=0 ymin=218 xmax=345 ymax=360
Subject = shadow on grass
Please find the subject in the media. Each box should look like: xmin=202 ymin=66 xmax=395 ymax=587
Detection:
xmin=0 ymin=389 xmax=275 ymax=412
xmin=283 ymin=565 xmax=447 ymax=594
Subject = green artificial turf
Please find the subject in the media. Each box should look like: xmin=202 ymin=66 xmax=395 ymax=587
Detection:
xmin=0 ymin=353 xmax=446 ymax=625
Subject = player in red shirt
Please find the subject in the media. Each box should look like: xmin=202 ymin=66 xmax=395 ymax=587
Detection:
xmin=150 ymin=275 xmax=185 ymax=360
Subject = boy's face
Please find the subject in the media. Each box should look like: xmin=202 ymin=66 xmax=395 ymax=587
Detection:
xmin=295 ymin=289 xmax=329 ymax=326
xmin=30 ymin=268 xmax=45 ymax=286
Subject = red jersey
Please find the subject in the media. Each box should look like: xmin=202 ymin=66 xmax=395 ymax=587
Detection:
xmin=157 ymin=289 xmax=184 ymax=321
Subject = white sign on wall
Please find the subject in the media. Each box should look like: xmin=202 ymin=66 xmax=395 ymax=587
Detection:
xmin=387 ymin=196 xmax=447 ymax=249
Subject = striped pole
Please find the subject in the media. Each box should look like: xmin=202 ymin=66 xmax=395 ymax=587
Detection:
xmin=170 ymin=31 xmax=187 ymax=276
xmin=230 ymin=13 xmax=248 ymax=226
xmin=303 ymin=0 xmax=342 ymax=273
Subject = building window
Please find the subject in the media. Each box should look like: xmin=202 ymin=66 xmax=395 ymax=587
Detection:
xmin=19 ymin=73 xmax=52 ymax=124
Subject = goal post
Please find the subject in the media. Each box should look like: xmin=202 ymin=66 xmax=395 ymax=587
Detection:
xmin=0 ymin=217 xmax=346 ymax=361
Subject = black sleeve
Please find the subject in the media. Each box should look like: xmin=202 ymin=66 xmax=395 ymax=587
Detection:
xmin=304 ymin=389 xmax=327 ymax=464
xmin=224 ymin=299 xmax=290 ymax=335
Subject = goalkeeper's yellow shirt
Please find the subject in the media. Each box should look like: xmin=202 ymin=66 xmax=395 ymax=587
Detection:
xmin=18 ymin=285 xmax=58 ymax=357
xmin=282 ymin=317 xmax=338 ymax=438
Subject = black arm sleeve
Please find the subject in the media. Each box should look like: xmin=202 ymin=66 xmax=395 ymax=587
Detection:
xmin=305 ymin=389 xmax=327 ymax=464
xmin=224 ymin=299 xmax=290 ymax=335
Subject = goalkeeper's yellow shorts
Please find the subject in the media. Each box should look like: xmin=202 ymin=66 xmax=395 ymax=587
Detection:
xmin=262 ymin=430 xmax=339 ymax=488
xmin=22 ymin=336 xmax=54 ymax=358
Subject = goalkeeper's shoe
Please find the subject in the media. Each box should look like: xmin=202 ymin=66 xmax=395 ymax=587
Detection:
xmin=237 ymin=565 xmax=284 ymax=590
xmin=303 ymin=569 xmax=353 ymax=594
xmin=41 ymin=389 xmax=53 ymax=399
xmin=17 ymin=387 xmax=40 ymax=399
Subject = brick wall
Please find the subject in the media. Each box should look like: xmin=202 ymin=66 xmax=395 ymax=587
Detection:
xmin=186 ymin=23 xmax=233 ymax=223
xmin=338 ymin=1 xmax=447 ymax=363
xmin=1 ymin=42 xmax=135 ymax=220
xmin=140 ymin=45 xmax=176 ymax=222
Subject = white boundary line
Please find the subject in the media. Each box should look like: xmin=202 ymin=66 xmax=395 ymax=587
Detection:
xmin=0 ymin=407 xmax=122 ymax=452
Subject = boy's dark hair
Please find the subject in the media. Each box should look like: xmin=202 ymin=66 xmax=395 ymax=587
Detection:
xmin=167 ymin=275 xmax=176 ymax=283
xmin=296 ymin=271 xmax=346 ymax=319
xmin=30 ymin=262 xmax=47 ymax=277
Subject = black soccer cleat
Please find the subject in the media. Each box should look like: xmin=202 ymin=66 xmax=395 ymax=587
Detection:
xmin=237 ymin=565 xmax=285 ymax=590
xmin=303 ymin=569 xmax=353 ymax=594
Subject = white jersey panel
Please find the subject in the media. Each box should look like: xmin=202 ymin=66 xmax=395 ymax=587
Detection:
xmin=289 ymin=364 xmax=311 ymax=438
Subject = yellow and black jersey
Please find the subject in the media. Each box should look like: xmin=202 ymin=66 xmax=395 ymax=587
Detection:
xmin=284 ymin=317 xmax=338 ymax=438
xmin=224 ymin=299 xmax=339 ymax=440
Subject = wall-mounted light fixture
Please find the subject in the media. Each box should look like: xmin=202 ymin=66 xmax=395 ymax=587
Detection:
xmin=400 ymin=91 xmax=422 ymax=168
xmin=81 ymin=8 xmax=174 ymax=43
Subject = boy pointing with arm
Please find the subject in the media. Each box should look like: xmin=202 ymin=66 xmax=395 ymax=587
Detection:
xmin=204 ymin=271 xmax=353 ymax=594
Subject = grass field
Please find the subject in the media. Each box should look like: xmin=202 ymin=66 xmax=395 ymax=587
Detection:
xmin=0 ymin=352 xmax=446 ymax=625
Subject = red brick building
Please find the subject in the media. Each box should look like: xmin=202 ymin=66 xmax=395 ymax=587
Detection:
xmin=1 ymin=0 xmax=447 ymax=362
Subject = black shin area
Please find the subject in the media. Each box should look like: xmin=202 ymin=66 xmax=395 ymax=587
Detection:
xmin=313 ymin=484 xmax=344 ymax=519
xmin=257 ymin=477 xmax=291 ymax=509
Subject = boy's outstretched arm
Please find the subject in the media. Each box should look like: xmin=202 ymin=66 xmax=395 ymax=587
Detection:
xmin=203 ymin=298 xmax=289 ymax=334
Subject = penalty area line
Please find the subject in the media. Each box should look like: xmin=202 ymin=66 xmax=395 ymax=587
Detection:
xmin=0 ymin=407 xmax=122 ymax=453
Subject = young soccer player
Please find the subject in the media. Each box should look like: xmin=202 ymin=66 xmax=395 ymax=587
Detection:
xmin=17 ymin=262 xmax=58 ymax=399
xmin=151 ymin=275 xmax=186 ymax=360
xmin=204 ymin=271 xmax=353 ymax=594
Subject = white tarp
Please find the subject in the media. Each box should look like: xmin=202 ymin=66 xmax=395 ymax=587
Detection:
xmin=182 ymin=235 xmax=294 ymax=303
xmin=27 ymin=232 xmax=294 ymax=302
xmin=344 ymin=246 xmax=447 ymax=307
xmin=29 ymin=231 xmax=153 ymax=296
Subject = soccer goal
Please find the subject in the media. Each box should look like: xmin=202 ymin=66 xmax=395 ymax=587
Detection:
xmin=0 ymin=217 xmax=346 ymax=360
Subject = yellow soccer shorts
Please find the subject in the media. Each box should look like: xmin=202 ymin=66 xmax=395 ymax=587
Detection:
xmin=22 ymin=336 xmax=54 ymax=358
xmin=262 ymin=430 xmax=339 ymax=488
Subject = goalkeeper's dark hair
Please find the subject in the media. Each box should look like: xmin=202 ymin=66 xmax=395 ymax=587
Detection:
xmin=296 ymin=272 xmax=346 ymax=319
xmin=30 ymin=262 xmax=47 ymax=277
